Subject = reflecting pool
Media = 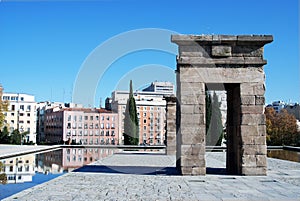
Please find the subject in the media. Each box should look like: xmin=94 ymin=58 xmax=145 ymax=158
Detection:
xmin=0 ymin=147 xmax=119 ymax=199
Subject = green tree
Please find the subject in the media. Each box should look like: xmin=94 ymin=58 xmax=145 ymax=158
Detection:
xmin=0 ymin=161 xmax=7 ymax=184
xmin=0 ymin=126 xmax=10 ymax=144
xmin=265 ymin=107 xmax=299 ymax=146
xmin=123 ymin=80 xmax=139 ymax=145
xmin=0 ymin=85 xmax=8 ymax=129
xmin=206 ymin=92 xmax=224 ymax=146
xmin=9 ymin=129 xmax=28 ymax=145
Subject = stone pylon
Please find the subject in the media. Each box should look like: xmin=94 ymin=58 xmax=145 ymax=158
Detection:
xmin=172 ymin=35 xmax=273 ymax=175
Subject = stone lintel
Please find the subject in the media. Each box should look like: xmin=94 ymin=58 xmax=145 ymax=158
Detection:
xmin=171 ymin=34 xmax=273 ymax=46
xmin=177 ymin=57 xmax=267 ymax=65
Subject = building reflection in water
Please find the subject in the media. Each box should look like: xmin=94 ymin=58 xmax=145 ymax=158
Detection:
xmin=1 ymin=148 xmax=118 ymax=184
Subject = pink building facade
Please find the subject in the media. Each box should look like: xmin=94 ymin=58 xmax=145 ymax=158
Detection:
xmin=45 ymin=108 xmax=118 ymax=145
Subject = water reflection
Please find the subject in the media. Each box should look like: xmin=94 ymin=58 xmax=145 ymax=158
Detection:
xmin=267 ymin=149 xmax=300 ymax=162
xmin=0 ymin=148 xmax=119 ymax=184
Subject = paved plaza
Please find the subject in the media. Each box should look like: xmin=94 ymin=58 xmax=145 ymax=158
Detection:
xmin=1 ymin=146 xmax=300 ymax=201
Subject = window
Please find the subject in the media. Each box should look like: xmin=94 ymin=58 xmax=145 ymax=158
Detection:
xmin=96 ymin=116 xmax=99 ymax=120
xmin=27 ymin=105 xmax=31 ymax=112
xmin=144 ymin=119 xmax=147 ymax=124
xmin=9 ymin=166 xmax=13 ymax=172
xmin=111 ymin=138 xmax=115 ymax=145
xmin=112 ymin=116 xmax=115 ymax=121
xmin=11 ymin=113 xmax=14 ymax=116
xmin=25 ymin=166 xmax=30 ymax=172
xmin=68 ymin=115 xmax=71 ymax=121
xmin=11 ymin=105 xmax=15 ymax=111
xmin=20 ymin=97 xmax=24 ymax=101
xmin=72 ymin=130 xmax=76 ymax=136
xmin=67 ymin=123 xmax=71 ymax=129
xmin=101 ymin=116 xmax=104 ymax=120
xmin=89 ymin=130 xmax=93 ymax=136
xmin=20 ymin=113 xmax=24 ymax=116
xmin=67 ymin=130 xmax=71 ymax=136
xmin=27 ymin=113 xmax=30 ymax=117
xmin=144 ymin=126 xmax=146 ymax=130
xmin=106 ymin=131 xmax=109 ymax=136
xmin=100 ymin=131 xmax=104 ymax=136
xmin=84 ymin=116 xmax=88 ymax=120
xmin=100 ymin=123 xmax=104 ymax=129
xmin=90 ymin=116 xmax=93 ymax=121
xmin=143 ymin=113 xmax=146 ymax=117
xmin=111 ymin=130 xmax=115 ymax=136
xmin=84 ymin=123 xmax=88 ymax=129
xmin=106 ymin=116 xmax=110 ymax=120
xmin=95 ymin=123 xmax=99 ymax=129
xmin=106 ymin=123 xmax=110 ymax=129
xmin=144 ymin=107 xmax=147 ymax=110
xmin=27 ymin=120 xmax=30 ymax=124
xmin=89 ymin=123 xmax=93 ymax=129
xmin=79 ymin=115 xmax=82 ymax=122
xmin=74 ymin=116 xmax=77 ymax=121
xmin=79 ymin=130 xmax=83 ymax=136
xmin=95 ymin=130 xmax=99 ymax=136
xmin=150 ymin=107 xmax=154 ymax=110
xmin=84 ymin=130 xmax=88 ymax=136
xmin=78 ymin=123 xmax=82 ymax=129
xmin=111 ymin=123 xmax=115 ymax=129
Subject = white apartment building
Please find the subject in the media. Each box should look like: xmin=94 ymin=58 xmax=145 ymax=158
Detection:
xmin=2 ymin=93 xmax=37 ymax=143
xmin=109 ymin=81 xmax=175 ymax=145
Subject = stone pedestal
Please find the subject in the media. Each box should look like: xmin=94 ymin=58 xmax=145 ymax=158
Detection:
xmin=172 ymin=35 xmax=273 ymax=175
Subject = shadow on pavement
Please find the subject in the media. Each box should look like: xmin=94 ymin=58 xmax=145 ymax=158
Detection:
xmin=73 ymin=165 xmax=180 ymax=175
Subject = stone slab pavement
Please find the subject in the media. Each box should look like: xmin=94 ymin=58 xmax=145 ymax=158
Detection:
xmin=3 ymin=151 xmax=300 ymax=201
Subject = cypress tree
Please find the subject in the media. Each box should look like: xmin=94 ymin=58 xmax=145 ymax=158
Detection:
xmin=206 ymin=91 xmax=224 ymax=146
xmin=123 ymin=80 xmax=139 ymax=145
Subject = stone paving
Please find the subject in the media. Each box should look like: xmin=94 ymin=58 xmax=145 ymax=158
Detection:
xmin=2 ymin=148 xmax=300 ymax=201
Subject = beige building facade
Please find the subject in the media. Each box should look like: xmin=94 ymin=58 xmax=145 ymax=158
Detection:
xmin=44 ymin=108 xmax=118 ymax=145
xmin=2 ymin=93 xmax=37 ymax=143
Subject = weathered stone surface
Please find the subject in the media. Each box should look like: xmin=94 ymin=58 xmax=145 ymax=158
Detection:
xmin=241 ymin=95 xmax=255 ymax=105
xmin=242 ymin=145 xmax=267 ymax=155
xmin=180 ymin=113 xmax=205 ymax=125
xmin=241 ymin=105 xmax=264 ymax=114
xmin=212 ymin=45 xmax=232 ymax=57
xmin=240 ymin=83 xmax=265 ymax=96
xmin=255 ymin=96 xmax=265 ymax=105
xmin=241 ymin=167 xmax=267 ymax=176
xmin=256 ymin=155 xmax=267 ymax=167
xmin=179 ymin=81 xmax=205 ymax=95
xmin=179 ymin=68 xmax=265 ymax=83
xmin=241 ymin=114 xmax=265 ymax=125
xmin=179 ymin=95 xmax=205 ymax=105
xmin=242 ymin=155 xmax=257 ymax=167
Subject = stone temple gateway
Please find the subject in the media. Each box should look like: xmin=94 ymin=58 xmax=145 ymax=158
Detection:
xmin=170 ymin=35 xmax=273 ymax=176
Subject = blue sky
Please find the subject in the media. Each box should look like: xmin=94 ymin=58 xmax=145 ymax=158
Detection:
xmin=0 ymin=0 xmax=299 ymax=107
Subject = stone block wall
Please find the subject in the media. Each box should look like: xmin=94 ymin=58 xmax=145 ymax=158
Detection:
xmin=172 ymin=35 xmax=273 ymax=176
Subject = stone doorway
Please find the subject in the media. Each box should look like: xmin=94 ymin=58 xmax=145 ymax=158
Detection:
xmin=171 ymin=35 xmax=273 ymax=175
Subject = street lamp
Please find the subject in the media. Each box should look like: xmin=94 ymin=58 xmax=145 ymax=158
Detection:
xmin=20 ymin=126 xmax=24 ymax=145
xmin=15 ymin=158 xmax=18 ymax=184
